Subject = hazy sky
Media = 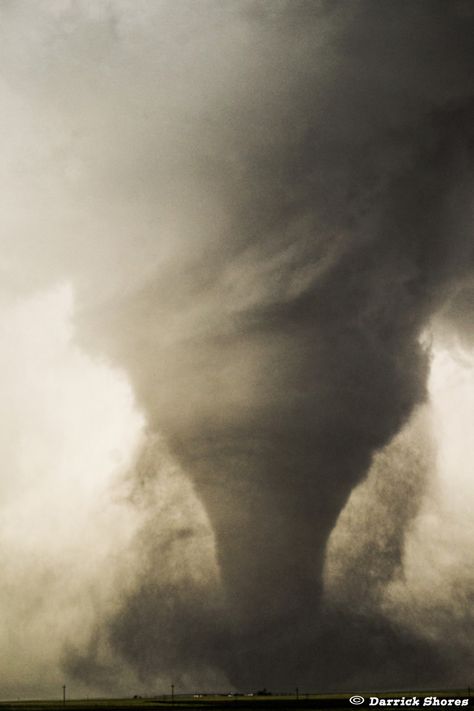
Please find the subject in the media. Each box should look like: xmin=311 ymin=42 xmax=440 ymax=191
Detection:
xmin=0 ymin=0 xmax=473 ymax=699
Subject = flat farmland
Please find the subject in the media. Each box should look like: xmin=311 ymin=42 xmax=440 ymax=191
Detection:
xmin=0 ymin=692 xmax=472 ymax=711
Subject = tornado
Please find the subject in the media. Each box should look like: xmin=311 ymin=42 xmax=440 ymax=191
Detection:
xmin=0 ymin=0 xmax=473 ymax=696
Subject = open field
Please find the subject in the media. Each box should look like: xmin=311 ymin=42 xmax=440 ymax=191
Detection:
xmin=0 ymin=692 xmax=472 ymax=711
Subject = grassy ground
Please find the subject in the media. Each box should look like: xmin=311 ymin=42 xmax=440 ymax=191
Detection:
xmin=0 ymin=700 xmax=330 ymax=711
xmin=0 ymin=691 xmax=471 ymax=711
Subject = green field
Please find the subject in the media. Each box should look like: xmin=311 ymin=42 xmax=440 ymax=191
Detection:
xmin=0 ymin=697 xmax=324 ymax=711
xmin=0 ymin=691 xmax=471 ymax=711
xmin=0 ymin=694 xmax=362 ymax=711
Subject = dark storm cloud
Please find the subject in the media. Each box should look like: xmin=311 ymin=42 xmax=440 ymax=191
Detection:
xmin=73 ymin=0 xmax=474 ymax=690
xmin=5 ymin=0 xmax=470 ymax=693
xmin=58 ymin=0 xmax=474 ymax=691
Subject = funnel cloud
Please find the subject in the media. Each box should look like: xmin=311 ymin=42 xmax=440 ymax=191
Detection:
xmin=0 ymin=0 xmax=473 ymax=697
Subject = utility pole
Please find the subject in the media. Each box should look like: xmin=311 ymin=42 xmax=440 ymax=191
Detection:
xmin=171 ymin=683 xmax=175 ymax=705
xmin=62 ymin=685 xmax=66 ymax=706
